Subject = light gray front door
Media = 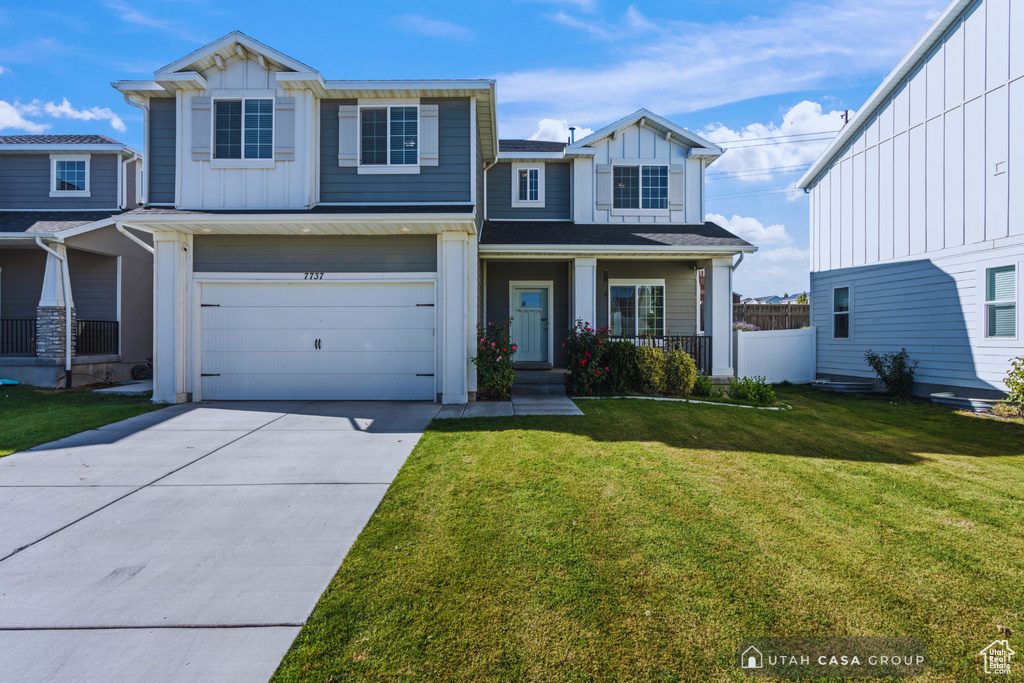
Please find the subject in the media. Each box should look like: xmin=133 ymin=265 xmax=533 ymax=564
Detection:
xmin=512 ymin=287 xmax=548 ymax=363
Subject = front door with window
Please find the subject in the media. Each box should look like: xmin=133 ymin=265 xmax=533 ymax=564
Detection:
xmin=512 ymin=287 xmax=549 ymax=363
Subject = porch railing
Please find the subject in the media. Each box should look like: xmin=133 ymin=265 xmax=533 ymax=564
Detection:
xmin=76 ymin=320 xmax=119 ymax=356
xmin=0 ymin=319 xmax=37 ymax=356
xmin=607 ymin=335 xmax=711 ymax=376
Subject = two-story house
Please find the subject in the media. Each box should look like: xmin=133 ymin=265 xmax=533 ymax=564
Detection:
xmin=797 ymin=0 xmax=1022 ymax=398
xmin=0 ymin=135 xmax=153 ymax=387
xmin=115 ymin=32 xmax=754 ymax=404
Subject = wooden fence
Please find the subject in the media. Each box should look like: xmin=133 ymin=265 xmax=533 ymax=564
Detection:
xmin=733 ymin=303 xmax=810 ymax=331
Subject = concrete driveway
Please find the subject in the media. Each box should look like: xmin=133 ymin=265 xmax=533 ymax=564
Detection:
xmin=0 ymin=400 xmax=440 ymax=682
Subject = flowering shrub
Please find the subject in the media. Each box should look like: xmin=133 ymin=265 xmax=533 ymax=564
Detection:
xmin=733 ymin=321 xmax=760 ymax=332
xmin=564 ymin=319 xmax=608 ymax=395
xmin=472 ymin=319 xmax=517 ymax=400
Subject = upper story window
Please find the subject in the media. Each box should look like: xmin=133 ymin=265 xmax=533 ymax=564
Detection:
xmin=511 ymin=164 xmax=545 ymax=208
xmin=50 ymin=154 xmax=91 ymax=198
xmin=833 ymin=286 xmax=851 ymax=339
xmin=613 ymin=165 xmax=668 ymax=210
xmin=360 ymin=105 xmax=418 ymax=166
xmin=985 ymin=265 xmax=1017 ymax=338
xmin=214 ymin=98 xmax=272 ymax=160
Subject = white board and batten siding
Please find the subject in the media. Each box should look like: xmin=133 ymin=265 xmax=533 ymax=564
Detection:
xmin=734 ymin=328 xmax=817 ymax=384
xmin=807 ymin=0 xmax=1024 ymax=395
xmin=198 ymin=281 xmax=436 ymax=401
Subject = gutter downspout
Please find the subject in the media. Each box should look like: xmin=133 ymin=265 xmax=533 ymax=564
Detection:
xmin=34 ymin=237 xmax=74 ymax=389
xmin=481 ymin=159 xmax=499 ymax=237
xmin=731 ymin=252 xmax=745 ymax=272
xmin=122 ymin=95 xmax=149 ymax=205
xmin=120 ymin=152 xmax=140 ymax=209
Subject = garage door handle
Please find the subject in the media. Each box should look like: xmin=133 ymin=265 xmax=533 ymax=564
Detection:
xmin=416 ymin=303 xmax=434 ymax=307
xmin=416 ymin=373 xmax=434 ymax=377
xmin=201 ymin=304 xmax=220 ymax=307
xmin=314 ymin=339 xmax=321 ymax=350
xmin=201 ymin=373 xmax=220 ymax=377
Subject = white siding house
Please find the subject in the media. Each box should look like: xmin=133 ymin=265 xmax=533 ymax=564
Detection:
xmin=797 ymin=0 xmax=1023 ymax=397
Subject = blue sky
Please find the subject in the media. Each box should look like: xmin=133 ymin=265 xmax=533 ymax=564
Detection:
xmin=0 ymin=0 xmax=948 ymax=297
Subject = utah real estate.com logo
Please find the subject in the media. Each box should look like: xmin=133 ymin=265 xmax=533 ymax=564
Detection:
xmin=980 ymin=640 xmax=1015 ymax=675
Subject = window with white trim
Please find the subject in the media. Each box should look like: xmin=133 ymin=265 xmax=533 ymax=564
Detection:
xmin=833 ymin=286 xmax=851 ymax=339
xmin=214 ymin=98 xmax=273 ymax=160
xmin=50 ymin=154 xmax=91 ymax=197
xmin=360 ymin=105 xmax=418 ymax=166
xmin=985 ymin=265 xmax=1016 ymax=338
xmin=613 ymin=164 xmax=668 ymax=210
xmin=609 ymin=280 xmax=665 ymax=337
xmin=511 ymin=164 xmax=545 ymax=207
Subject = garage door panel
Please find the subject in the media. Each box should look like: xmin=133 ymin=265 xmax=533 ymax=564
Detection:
xmin=202 ymin=306 xmax=435 ymax=330
xmin=203 ymin=329 xmax=434 ymax=353
xmin=202 ymin=282 xmax=434 ymax=307
xmin=203 ymin=351 xmax=434 ymax=375
xmin=201 ymin=373 xmax=435 ymax=401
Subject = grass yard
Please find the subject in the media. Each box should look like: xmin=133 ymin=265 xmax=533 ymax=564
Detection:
xmin=273 ymin=387 xmax=1024 ymax=683
xmin=0 ymin=384 xmax=162 ymax=457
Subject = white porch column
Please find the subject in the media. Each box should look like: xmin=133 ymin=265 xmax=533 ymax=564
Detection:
xmin=466 ymin=237 xmax=479 ymax=398
xmin=573 ymin=257 xmax=597 ymax=328
xmin=440 ymin=232 xmax=469 ymax=404
xmin=38 ymin=244 xmax=71 ymax=308
xmin=705 ymin=257 xmax=734 ymax=377
xmin=152 ymin=232 xmax=191 ymax=404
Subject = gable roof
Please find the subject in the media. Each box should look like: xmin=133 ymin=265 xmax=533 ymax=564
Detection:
xmin=797 ymin=0 xmax=975 ymax=189
xmin=0 ymin=135 xmax=122 ymax=145
xmin=499 ymin=140 xmax=568 ymax=153
xmin=564 ymin=109 xmax=723 ymax=160
xmin=156 ymin=31 xmax=317 ymax=78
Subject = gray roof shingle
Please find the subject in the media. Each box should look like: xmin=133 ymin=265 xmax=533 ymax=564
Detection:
xmin=498 ymin=139 xmax=568 ymax=153
xmin=0 ymin=135 xmax=123 ymax=146
xmin=481 ymin=221 xmax=753 ymax=249
xmin=0 ymin=211 xmax=121 ymax=234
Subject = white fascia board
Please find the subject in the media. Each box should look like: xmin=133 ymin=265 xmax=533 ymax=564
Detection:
xmin=797 ymin=0 xmax=975 ymax=189
xmin=154 ymin=71 xmax=208 ymax=90
xmin=497 ymin=152 xmax=566 ymax=160
xmin=0 ymin=144 xmax=139 ymax=156
xmin=0 ymin=233 xmax=56 ymax=240
xmin=53 ymin=218 xmax=117 ymax=239
xmin=155 ymin=31 xmax=319 ymax=78
xmin=112 ymin=80 xmax=171 ymax=95
xmin=321 ymin=79 xmax=495 ymax=91
xmin=566 ymin=108 xmax=723 ymax=156
xmin=120 ymin=212 xmax=477 ymax=228
xmin=479 ymin=244 xmax=757 ymax=257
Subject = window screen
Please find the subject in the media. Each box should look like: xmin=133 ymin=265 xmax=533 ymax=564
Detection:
xmin=986 ymin=266 xmax=1016 ymax=338
xmin=389 ymin=106 xmax=418 ymax=165
xmin=243 ymin=99 xmax=273 ymax=159
xmin=518 ymin=168 xmax=539 ymax=201
xmin=215 ymin=100 xmax=242 ymax=159
xmin=613 ymin=166 xmax=639 ymax=209
xmin=641 ymin=165 xmax=668 ymax=209
xmin=360 ymin=108 xmax=388 ymax=165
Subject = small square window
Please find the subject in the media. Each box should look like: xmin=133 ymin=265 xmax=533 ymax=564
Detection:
xmin=215 ymin=98 xmax=273 ymax=160
xmin=612 ymin=165 xmax=668 ymax=210
xmin=360 ymin=105 xmax=418 ymax=166
xmin=50 ymin=155 xmax=90 ymax=197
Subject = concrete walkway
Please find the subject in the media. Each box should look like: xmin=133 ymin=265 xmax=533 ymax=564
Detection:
xmin=436 ymin=393 xmax=584 ymax=418
xmin=0 ymin=400 xmax=440 ymax=682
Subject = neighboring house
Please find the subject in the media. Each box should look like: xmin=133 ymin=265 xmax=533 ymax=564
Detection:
xmin=797 ymin=0 xmax=1022 ymax=397
xmin=741 ymin=295 xmax=782 ymax=305
xmin=113 ymin=32 xmax=754 ymax=404
xmin=780 ymin=292 xmax=809 ymax=305
xmin=0 ymin=135 xmax=153 ymax=387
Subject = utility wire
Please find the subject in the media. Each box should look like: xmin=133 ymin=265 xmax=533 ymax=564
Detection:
xmin=706 ymin=187 xmax=804 ymax=201
xmin=714 ymin=130 xmax=841 ymax=146
xmin=707 ymin=163 xmax=811 ymax=179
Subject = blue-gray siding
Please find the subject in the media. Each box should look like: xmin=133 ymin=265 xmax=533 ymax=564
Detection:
xmin=811 ymin=242 xmax=1024 ymax=396
xmin=0 ymin=249 xmax=45 ymax=319
xmin=0 ymin=154 xmax=119 ymax=209
xmin=192 ymin=235 xmax=437 ymax=272
xmin=320 ymin=99 xmax=471 ymax=203
xmin=148 ymin=98 xmax=177 ymax=205
xmin=68 ymin=249 xmax=117 ymax=321
xmin=595 ymin=260 xmax=698 ymax=335
xmin=486 ymin=162 xmax=571 ymax=219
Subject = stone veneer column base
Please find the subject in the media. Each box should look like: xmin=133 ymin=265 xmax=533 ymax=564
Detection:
xmin=35 ymin=306 xmax=76 ymax=359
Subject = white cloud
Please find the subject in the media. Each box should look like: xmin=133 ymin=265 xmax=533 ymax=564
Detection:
xmin=703 ymin=101 xmax=847 ymax=180
xmin=496 ymin=0 xmax=938 ymax=137
xmin=11 ymin=98 xmax=126 ymax=132
xmin=392 ymin=15 xmax=474 ymax=42
xmin=707 ymin=213 xmax=792 ymax=246
xmin=103 ymin=1 xmax=204 ymax=43
xmin=0 ymin=101 xmax=49 ymax=133
xmin=758 ymin=246 xmax=810 ymax=262
xmin=524 ymin=0 xmax=597 ymax=13
xmin=0 ymin=66 xmax=6 ymax=75
xmin=529 ymin=118 xmax=594 ymax=143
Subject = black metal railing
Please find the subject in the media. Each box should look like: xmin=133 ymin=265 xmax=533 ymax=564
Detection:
xmin=0 ymin=319 xmax=36 ymax=356
xmin=607 ymin=335 xmax=712 ymax=376
xmin=76 ymin=320 xmax=119 ymax=356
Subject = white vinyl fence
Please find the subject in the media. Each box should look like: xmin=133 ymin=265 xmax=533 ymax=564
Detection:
xmin=734 ymin=327 xmax=816 ymax=384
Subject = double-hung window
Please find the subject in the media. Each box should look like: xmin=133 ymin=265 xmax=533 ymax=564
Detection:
xmin=613 ymin=165 xmax=668 ymax=210
xmin=50 ymin=155 xmax=90 ymax=197
xmin=833 ymin=286 xmax=851 ymax=339
xmin=609 ymin=280 xmax=665 ymax=337
xmin=360 ymin=105 xmax=418 ymax=166
xmin=511 ymin=164 xmax=545 ymax=207
xmin=985 ymin=265 xmax=1017 ymax=338
xmin=214 ymin=98 xmax=273 ymax=160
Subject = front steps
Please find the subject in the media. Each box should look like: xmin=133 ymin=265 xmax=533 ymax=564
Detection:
xmin=512 ymin=368 xmax=568 ymax=396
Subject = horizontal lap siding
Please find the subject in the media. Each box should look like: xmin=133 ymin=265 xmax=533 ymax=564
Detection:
xmin=0 ymin=154 xmax=119 ymax=209
xmin=148 ymin=98 xmax=177 ymax=204
xmin=192 ymin=235 xmax=437 ymax=273
xmin=320 ymin=98 xmax=471 ymax=203
xmin=486 ymin=162 xmax=571 ymax=219
xmin=485 ymin=261 xmax=570 ymax=367
xmin=0 ymin=250 xmax=45 ymax=319
xmin=595 ymin=260 xmax=698 ymax=336
xmin=67 ymin=250 xmax=117 ymax=321
xmin=811 ymin=242 xmax=1024 ymax=393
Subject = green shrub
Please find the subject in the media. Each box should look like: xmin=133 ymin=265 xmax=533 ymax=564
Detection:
xmin=727 ymin=376 xmax=777 ymax=406
xmin=864 ymin=348 xmax=920 ymax=399
xmin=472 ymin=319 xmax=516 ymax=400
xmin=692 ymin=373 xmax=716 ymax=397
xmin=636 ymin=346 xmax=667 ymax=395
xmin=664 ymin=351 xmax=697 ymax=395
xmin=564 ymin=320 xmax=609 ymax=396
xmin=601 ymin=341 xmax=641 ymax=394
xmin=1004 ymin=356 xmax=1024 ymax=405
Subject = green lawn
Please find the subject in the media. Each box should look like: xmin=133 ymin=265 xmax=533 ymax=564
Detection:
xmin=0 ymin=384 xmax=162 ymax=457
xmin=274 ymin=387 xmax=1024 ymax=683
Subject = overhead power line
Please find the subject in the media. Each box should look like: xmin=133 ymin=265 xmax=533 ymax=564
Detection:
xmin=707 ymin=163 xmax=811 ymax=179
xmin=706 ymin=187 xmax=804 ymax=201
xmin=713 ymin=130 xmax=841 ymax=147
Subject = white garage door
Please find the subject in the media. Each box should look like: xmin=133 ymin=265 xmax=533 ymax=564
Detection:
xmin=199 ymin=281 xmax=436 ymax=400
